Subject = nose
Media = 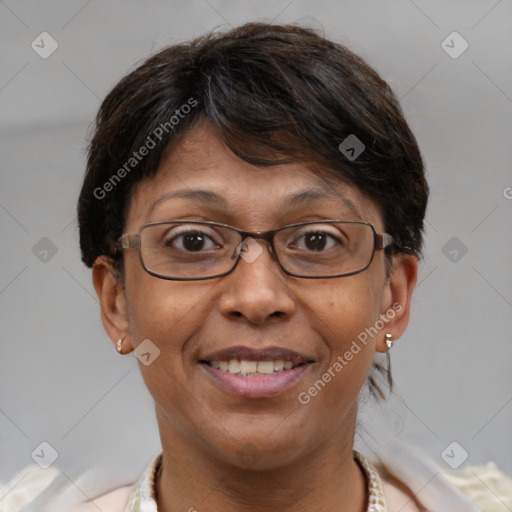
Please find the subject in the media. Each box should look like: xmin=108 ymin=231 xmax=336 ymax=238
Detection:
xmin=218 ymin=237 xmax=296 ymax=325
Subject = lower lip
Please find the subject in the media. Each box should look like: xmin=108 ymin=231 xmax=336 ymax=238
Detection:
xmin=199 ymin=362 xmax=312 ymax=398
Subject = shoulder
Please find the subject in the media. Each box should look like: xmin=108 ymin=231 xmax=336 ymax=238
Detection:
xmin=381 ymin=479 xmax=421 ymax=512
xmin=378 ymin=457 xmax=512 ymax=512
xmin=72 ymin=452 xmax=161 ymax=511
xmin=71 ymin=485 xmax=133 ymax=512
xmin=441 ymin=461 xmax=512 ymax=511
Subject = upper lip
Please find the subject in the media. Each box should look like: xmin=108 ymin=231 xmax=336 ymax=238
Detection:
xmin=200 ymin=345 xmax=314 ymax=365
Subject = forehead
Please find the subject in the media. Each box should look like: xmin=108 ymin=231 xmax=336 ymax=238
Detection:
xmin=125 ymin=123 xmax=383 ymax=230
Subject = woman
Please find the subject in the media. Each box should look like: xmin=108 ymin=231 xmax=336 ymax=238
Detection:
xmin=72 ymin=22 xmax=487 ymax=512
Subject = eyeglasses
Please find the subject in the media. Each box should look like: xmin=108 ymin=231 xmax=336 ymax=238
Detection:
xmin=115 ymin=220 xmax=394 ymax=281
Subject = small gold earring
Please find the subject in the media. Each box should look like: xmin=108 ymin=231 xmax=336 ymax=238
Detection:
xmin=385 ymin=333 xmax=395 ymax=350
xmin=116 ymin=338 xmax=124 ymax=354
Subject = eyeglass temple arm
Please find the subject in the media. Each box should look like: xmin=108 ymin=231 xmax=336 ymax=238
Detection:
xmin=116 ymin=234 xmax=141 ymax=251
xmin=375 ymin=233 xmax=394 ymax=250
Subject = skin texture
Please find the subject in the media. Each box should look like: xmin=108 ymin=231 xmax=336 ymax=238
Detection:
xmin=92 ymin=122 xmax=418 ymax=512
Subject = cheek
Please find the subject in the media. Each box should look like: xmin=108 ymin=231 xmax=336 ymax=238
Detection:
xmin=124 ymin=255 xmax=208 ymax=346
xmin=123 ymin=265 xmax=204 ymax=378
xmin=298 ymin=277 xmax=382 ymax=406
xmin=305 ymin=275 xmax=382 ymax=352
xmin=124 ymin=277 xmax=211 ymax=430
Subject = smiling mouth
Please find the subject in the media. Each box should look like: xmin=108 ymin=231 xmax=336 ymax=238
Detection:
xmin=199 ymin=345 xmax=314 ymax=377
xmin=198 ymin=346 xmax=315 ymax=397
xmin=202 ymin=359 xmax=309 ymax=377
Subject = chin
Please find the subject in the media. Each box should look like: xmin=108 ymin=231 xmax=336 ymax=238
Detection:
xmin=200 ymin=423 xmax=313 ymax=471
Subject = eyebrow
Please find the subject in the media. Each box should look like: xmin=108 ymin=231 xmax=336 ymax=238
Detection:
xmin=146 ymin=189 xmax=227 ymax=220
xmin=146 ymin=186 xmax=362 ymax=221
xmin=284 ymin=188 xmax=362 ymax=219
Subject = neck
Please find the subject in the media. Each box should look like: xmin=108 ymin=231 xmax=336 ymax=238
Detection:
xmin=154 ymin=408 xmax=368 ymax=512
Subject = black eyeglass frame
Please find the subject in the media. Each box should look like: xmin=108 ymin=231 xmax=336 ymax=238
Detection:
xmin=115 ymin=219 xmax=395 ymax=281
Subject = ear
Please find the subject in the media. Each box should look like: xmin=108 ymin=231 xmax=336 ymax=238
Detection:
xmin=92 ymin=256 xmax=133 ymax=354
xmin=376 ymin=254 xmax=418 ymax=353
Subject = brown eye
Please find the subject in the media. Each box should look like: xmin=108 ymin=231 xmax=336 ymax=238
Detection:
xmin=163 ymin=228 xmax=221 ymax=252
xmin=291 ymin=230 xmax=341 ymax=252
xmin=304 ymin=232 xmax=329 ymax=251
xmin=179 ymin=232 xmax=208 ymax=251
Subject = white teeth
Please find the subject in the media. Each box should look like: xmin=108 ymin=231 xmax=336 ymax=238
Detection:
xmin=257 ymin=361 xmax=274 ymax=374
xmin=228 ymin=359 xmax=240 ymax=373
xmin=240 ymin=360 xmax=257 ymax=374
xmin=273 ymin=359 xmax=284 ymax=371
xmin=208 ymin=358 xmax=301 ymax=376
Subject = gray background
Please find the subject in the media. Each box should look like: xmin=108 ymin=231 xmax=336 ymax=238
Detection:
xmin=1 ymin=0 xmax=511 ymax=506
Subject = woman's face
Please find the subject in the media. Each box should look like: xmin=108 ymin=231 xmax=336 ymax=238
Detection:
xmin=94 ymin=122 xmax=416 ymax=469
